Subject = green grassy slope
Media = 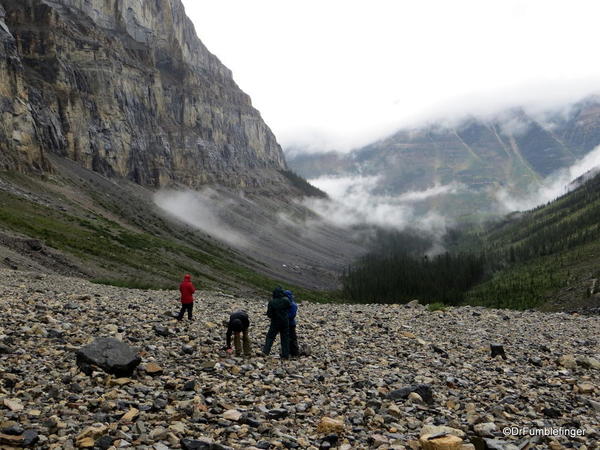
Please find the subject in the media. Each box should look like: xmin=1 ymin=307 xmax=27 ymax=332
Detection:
xmin=462 ymin=171 xmax=600 ymax=310
xmin=0 ymin=171 xmax=337 ymax=302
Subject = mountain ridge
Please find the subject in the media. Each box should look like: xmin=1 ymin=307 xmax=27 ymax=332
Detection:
xmin=288 ymin=98 xmax=600 ymax=218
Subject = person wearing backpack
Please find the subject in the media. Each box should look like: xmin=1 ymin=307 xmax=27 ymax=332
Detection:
xmin=177 ymin=274 xmax=196 ymax=321
xmin=262 ymin=287 xmax=291 ymax=359
xmin=284 ymin=289 xmax=300 ymax=357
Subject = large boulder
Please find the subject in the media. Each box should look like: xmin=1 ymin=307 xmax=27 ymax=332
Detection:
xmin=557 ymin=354 xmax=577 ymax=369
xmin=76 ymin=337 xmax=141 ymax=376
xmin=387 ymin=384 xmax=434 ymax=404
xmin=577 ymin=356 xmax=600 ymax=370
xmin=419 ymin=425 xmax=466 ymax=439
xmin=316 ymin=417 xmax=345 ymax=434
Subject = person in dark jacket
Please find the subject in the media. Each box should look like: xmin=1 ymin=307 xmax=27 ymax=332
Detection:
xmin=284 ymin=290 xmax=300 ymax=357
xmin=262 ymin=287 xmax=291 ymax=359
xmin=177 ymin=274 xmax=196 ymax=321
xmin=225 ymin=310 xmax=251 ymax=357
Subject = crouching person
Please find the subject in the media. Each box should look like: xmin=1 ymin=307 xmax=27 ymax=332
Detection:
xmin=225 ymin=310 xmax=251 ymax=357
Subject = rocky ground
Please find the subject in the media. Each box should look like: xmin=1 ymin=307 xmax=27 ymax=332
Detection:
xmin=0 ymin=269 xmax=599 ymax=449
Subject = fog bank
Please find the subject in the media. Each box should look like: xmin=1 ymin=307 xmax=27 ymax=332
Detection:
xmin=496 ymin=145 xmax=600 ymax=212
xmin=154 ymin=189 xmax=248 ymax=248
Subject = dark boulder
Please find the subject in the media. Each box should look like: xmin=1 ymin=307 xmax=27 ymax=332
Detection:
xmin=76 ymin=337 xmax=141 ymax=377
xmin=387 ymin=383 xmax=433 ymax=404
xmin=543 ymin=407 xmax=562 ymax=418
xmin=152 ymin=398 xmax=168 ymax=411
xmin=0 ymin=344 xmax=13 ymax=354
xmin=181 ymin=439 xmax=233 ymax=450
xmin=154 ymin=325 xmax=172 ymax=337
xmin=490 ymin=344 xmax=507 ymax=360
xmin=23 ymin=430 xmax=39 ymax=447
xmin=96 ymin=435 xmax=114 ymax=450
xmin=183 ymin=380 xmax=196 ymax=391
xmin=181 ymin=439 xmax=211 ymax=450
xmin=25 ymin=239 xmax=42 ymax=251
xmin=1 ymin=423 xmax=24 ymax=435
xmin=431 ymin=344 xmax=449 ymax=358
xmin=267 ymin=408 xmax=289 ymax=419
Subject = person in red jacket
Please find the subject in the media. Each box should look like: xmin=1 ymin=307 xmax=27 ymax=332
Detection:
xmin=177 ymin=274 xmax=196 ymax=321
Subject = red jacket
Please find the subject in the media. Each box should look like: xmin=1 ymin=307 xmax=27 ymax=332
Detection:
xmin=179 ymin=274 xmax=196 ymax=304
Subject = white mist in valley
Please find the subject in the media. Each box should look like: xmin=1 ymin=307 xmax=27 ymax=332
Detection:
xmin=496 ymin=144 xmax=600 ymax=212
xmin=153 ymin=143 xmax=600 ymax=266
xmin=154 ymin=189 xmax=248 ymax=248
xmin=153 ymin=187 xmax=368 ymax=290
xmin=303 ymin=175 xmax=463 ymax=234
xmin=306 ymin=144 xmax=600 ymax=233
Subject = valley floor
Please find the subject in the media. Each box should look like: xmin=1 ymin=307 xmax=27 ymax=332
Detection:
xmin=0 ymin=269 xmax=599 ymax=449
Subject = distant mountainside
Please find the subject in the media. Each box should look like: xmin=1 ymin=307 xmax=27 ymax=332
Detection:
xmin=0 ymin=0 xmax=291 ymax=192
xmin=459 ymin=169 xmax=600 ymax=311
xmin=0 ymin=154 xmax=363 ymax=295
xmin=338 ymin=168 xmax=600 ymax=311
xmin=288 ymin=98 xmax=600 ymax=217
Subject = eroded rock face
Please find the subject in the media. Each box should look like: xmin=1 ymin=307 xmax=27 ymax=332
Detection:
xmin=0 ymin=0 xmax=287 ymax=190
xmin=0 ymin=3 xmax=50 ymax=173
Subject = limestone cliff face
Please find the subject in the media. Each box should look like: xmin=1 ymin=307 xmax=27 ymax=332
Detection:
xmin=0 ymin=0 xmax=287 ymax=189
xmin=0 ymin=3 xmax=50 ymax=173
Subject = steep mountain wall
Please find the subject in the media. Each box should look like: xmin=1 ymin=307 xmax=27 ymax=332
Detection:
xmin=0 ymin=3 xmax=49 ymax=173
xmin=0 ymin=0 xmax=287 ymax=190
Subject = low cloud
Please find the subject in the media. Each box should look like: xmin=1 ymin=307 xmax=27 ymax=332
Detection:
xmin=283 ymin=83 xmax=600 ymax=155
xmin=496 ymin=111 xmax=532 ymax=137
xmin=495 ymin=144 xmax=600 ymax=211
xmin=303 ymin=175 xmax=463 ymax=234
xmin=154 ymin=189 xmax=248 ymax=248
xmin=153 ymin=186 xmax=369 ymax=290
xmin=305 ymin=142 xmax=600 ymax=237
xmin=397 ymin=184 xmax=462 ymax=203
xmin=419 ymin=81 xmax=600 ymax=131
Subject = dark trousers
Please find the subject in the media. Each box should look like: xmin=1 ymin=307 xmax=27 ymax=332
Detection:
xmin=177 ymin=303 xmax=193 ymax=320
xmin=263 ymin=320 xmax=290 ymax=358
xmin=289 ymin=324 xmax=299 ymax=357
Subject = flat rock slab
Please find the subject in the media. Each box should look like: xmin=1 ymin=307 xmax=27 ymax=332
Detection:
xmin=0 ymin=430 xmax=38 ymax=447
xmin=420 ymin=433 xmax=463 ymax=450
xmin=76 ymin=337 xmax=141 ymax=377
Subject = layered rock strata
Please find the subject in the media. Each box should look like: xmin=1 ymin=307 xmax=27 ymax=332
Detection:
xmin=0 ymin=0 xmax=287 ymax=190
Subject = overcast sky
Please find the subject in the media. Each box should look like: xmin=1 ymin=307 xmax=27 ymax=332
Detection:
xmin=182 ymin=0 xmax=600 ymax=153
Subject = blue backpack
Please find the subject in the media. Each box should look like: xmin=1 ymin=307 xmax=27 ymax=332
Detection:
xmin=284 ymin=290 xmax=298 ymax=325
